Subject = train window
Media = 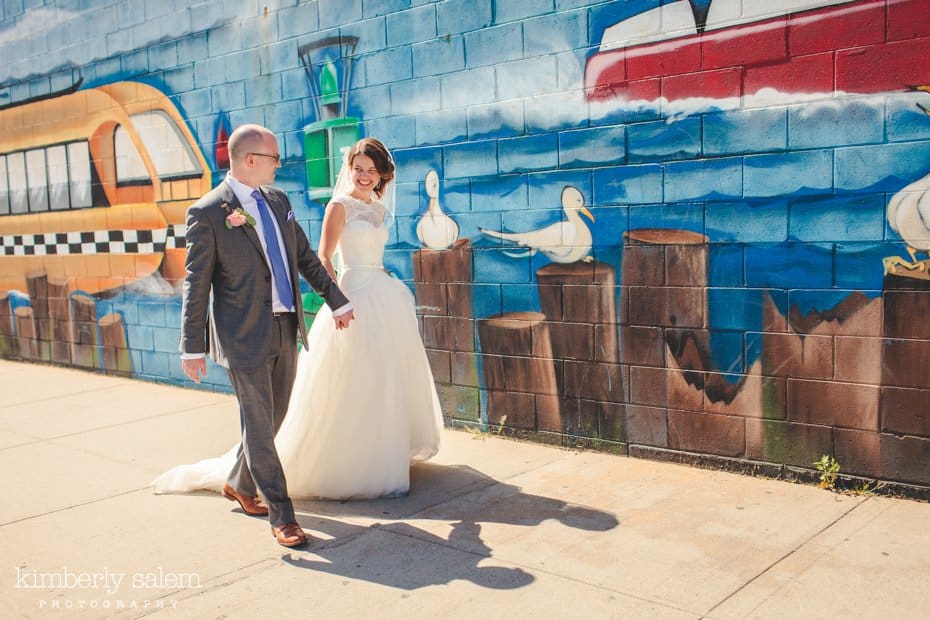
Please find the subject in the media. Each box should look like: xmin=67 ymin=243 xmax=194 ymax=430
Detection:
xmin=130 ymin=110 xmax=201 ymax=180
xmin=0 ymin=156 xmax=8 ymax=216
xmin=47 ymin=145 xmax=69 ymax=211
xmin=114 ymin=124 xmax=150 ymax=185
xmin=7 ymin=153 xmax=27 ymax=214
xmin=0 ymin=142 xmax=95 ymax=214
xmin=67 ymin=142 xmax=93 ymax=209
xmin=26 ymin=149 xmax=50 ymax=213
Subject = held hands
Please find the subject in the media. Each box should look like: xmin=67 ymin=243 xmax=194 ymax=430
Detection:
xmin=333 ymin=309 xmax=355 ymax=330
xmin=181 ymin=357 xmax=207 ymax=383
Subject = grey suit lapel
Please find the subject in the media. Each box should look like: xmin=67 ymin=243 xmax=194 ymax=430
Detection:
xmin=220 ymin=183 xmax=269 ymax=268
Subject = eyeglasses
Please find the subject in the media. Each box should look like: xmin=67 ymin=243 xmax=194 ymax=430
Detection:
xmin=249 ymin=152 xmax=281 ymax=163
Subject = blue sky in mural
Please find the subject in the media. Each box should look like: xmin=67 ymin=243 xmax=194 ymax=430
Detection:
xmin=410 ymin=93 xmax=930 ymax=258
xmin=384 ymin=85 xmax=930 ymax=375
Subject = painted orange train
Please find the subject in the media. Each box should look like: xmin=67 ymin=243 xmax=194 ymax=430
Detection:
xmin=0 ymin=81 xmax=211 ymax=294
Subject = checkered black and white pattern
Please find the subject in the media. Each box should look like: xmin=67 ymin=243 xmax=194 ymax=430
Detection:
xmin=0 ymin=225 xmax=186 ymax=257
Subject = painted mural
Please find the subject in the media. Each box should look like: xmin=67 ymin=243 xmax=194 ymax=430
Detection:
xmin=1 ymin=0 xmax=928 ymax=492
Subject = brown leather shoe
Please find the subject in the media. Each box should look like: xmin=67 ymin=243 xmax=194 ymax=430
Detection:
xmin=272 ymin=522 xmax=308 ymax=547
xmin=222 ymin=484 xmax=268 ymax=516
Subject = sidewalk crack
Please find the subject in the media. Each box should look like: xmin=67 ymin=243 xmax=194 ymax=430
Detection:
xmin=701 ymin=496 xmax=873 ymax=618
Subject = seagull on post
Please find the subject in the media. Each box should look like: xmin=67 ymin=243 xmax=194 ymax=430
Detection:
xmin=480 ymin=186 xmax=595 ymax=264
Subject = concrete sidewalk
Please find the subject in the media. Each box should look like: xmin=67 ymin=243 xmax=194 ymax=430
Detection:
xmin=2 ymin=359 xmax=929 ymax=619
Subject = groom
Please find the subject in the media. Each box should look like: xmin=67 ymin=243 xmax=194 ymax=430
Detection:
xmin=179 ymin=124 xmax=354 ymax=547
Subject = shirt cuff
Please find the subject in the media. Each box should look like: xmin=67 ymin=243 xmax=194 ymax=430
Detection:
xmin=332 ymin=302 xmax=353 ymax=317
xmin=181 ymin=353 xmax=206 ymax=360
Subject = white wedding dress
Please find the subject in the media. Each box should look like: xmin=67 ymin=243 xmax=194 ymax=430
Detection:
xmin=153 ymin=195 xmax=443 ymax=499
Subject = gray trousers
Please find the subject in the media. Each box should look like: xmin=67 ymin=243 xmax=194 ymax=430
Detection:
xmin=226 ymin=313 xmax=298 ymax=528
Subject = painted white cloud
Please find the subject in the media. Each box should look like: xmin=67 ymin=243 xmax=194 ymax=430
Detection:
xmin=0 ymin=5 xmax=220 ymax=84
xmin=0 ymin=7 xmax=79 ymax=46
xmin=0 ymin=7 xmax=98 ymax=82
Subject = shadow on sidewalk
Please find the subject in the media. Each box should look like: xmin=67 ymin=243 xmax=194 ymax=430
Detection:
xmin=281 ymin=517 xmax=536 ymax=590
xmin=283 ymin=463 xmax=619 ymax=590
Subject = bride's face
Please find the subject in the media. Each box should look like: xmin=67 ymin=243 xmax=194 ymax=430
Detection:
xmin=350 ymin=153 xmax=380 ymax=198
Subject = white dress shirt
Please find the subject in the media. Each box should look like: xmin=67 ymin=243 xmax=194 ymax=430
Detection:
xmin=226 ymin=173 xmax=296 ymax=313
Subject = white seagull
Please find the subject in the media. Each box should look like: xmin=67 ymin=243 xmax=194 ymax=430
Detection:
xmin=884 ymin=92 xmax=930 ymax=275
xmin=480 ymin=186 xmax=595 ymax=263
xmin=416 ymin=169 xmax=459 ymax=250
xmin=884 ymin=170 xmax=930 ymax=274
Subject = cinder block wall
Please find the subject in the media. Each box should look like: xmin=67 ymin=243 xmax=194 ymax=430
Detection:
xmin=2 ymin=0 xmax=929 ymax=494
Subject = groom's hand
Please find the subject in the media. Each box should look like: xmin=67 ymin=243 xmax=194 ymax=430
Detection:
xmin=334 ymin=309 xmax=355 ymax=330
xmin=182 ymin=357 xmax=207 ymax=383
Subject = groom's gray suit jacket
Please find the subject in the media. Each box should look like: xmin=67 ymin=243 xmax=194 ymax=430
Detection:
xmin=179 ymin=181 xmax=348 ymax=368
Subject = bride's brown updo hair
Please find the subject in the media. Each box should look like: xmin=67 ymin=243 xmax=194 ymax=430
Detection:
xmin=347 ymin=138 xmax=395 ymax=198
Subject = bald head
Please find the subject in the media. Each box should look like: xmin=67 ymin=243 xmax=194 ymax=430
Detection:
xmin=228 ymin=124 xmax=275 ymax=164
xmin=227 ymin=124 xmax=281 ymax=187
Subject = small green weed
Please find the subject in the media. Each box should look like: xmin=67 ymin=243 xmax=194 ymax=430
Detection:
xmin=848 ymin=480 xmax=886 ymax=496
xmin=813 ymin=454 xmax=841 ymax=490
xmin=462 ymin=416 xmax=507 ymax=439
xmin=494 ymin=415 xmax=507 ymax=435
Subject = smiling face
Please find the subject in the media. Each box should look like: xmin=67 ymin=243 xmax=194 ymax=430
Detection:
xmin=349 ymin=153 xmax=381 ymax=200
xmin=344 ymin=138 xmax=395 ymax=200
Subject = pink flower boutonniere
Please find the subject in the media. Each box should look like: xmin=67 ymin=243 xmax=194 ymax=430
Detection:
xmin=221 ymin=202 xmax=256 ymax=229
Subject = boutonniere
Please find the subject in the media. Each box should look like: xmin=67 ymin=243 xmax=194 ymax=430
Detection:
xmin=221 ymin=202 xmax=256 ymax=229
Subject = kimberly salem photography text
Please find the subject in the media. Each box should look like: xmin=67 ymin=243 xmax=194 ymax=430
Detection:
xmin=14 ymin=566 xmax=202 ymax=610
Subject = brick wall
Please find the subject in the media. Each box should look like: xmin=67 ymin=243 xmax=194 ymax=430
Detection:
xmin=2 ymin=0 xmax=929 ymax=493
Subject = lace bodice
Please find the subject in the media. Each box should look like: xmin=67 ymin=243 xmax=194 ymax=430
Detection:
xmin=333 ymin=195 xmax=388 ymax=269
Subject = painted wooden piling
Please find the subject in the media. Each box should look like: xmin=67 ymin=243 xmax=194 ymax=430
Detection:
xmin=99 ymin=313 xmax=132 ymax=375
xmin=71 ymin=294 xmax=99 ymax=370
xmin=477 ymin=311 xmax=561 ymax=432
xmin=414 ymin=238 xmax=480 ymax=422
xmin=14 ymin=306 xmax=38 ymax=360
xmin=0 ymin=291 xmax=15 ymax=356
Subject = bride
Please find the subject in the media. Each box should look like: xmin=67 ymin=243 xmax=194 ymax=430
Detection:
xmin=154 ymin=138 xmax=443 ymax=499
